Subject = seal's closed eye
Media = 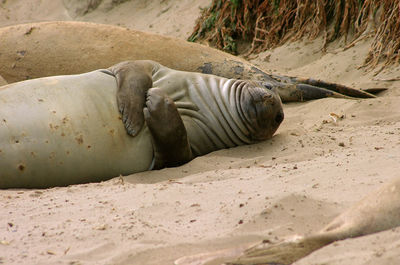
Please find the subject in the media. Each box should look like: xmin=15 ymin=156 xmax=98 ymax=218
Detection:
xmin=263 ymin=83 xmax=273 ymax=90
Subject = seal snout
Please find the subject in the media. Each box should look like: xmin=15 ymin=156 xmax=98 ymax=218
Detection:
xmin=239 ymin=82 xmax=284 ymax=142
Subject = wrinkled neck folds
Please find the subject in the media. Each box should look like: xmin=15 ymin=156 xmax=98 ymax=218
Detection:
xmin=151 ymin=66 xmax=263 ymax=156
xmin=185 ymin=76 xmax=256 ymax=148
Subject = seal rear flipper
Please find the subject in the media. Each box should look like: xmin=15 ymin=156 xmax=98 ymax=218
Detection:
xmin=293 ymin=77 xmax=377 ymax=98
xmin=144 ymin=87 xmax=192 ymax=169
xmin=274 ymin=83 xmax=353 ymax=102
xmin=271 ymin=75 xmax=379 ymax=101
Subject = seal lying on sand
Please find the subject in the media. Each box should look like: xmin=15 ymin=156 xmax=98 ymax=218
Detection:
xmin=174 ymin=177 xmax=400 ymax=265
xmin=0 ymin=60 xmax=283 ymax=188
xmin=0 ymin=21 xmax=383 ymax=102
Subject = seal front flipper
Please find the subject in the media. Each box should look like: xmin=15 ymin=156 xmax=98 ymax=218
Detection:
xmin=109 ymin=60 xmax=157 ymax=136
xmin=144 ymin=87 xmax=193 ymax=169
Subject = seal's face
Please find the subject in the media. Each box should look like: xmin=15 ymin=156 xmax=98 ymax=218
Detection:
xmin=240 ymin=81 xmax=284 ymax=141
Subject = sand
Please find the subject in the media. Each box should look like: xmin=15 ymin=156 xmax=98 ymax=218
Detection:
xmin=0 ymin=1 xmax=400 ymax=265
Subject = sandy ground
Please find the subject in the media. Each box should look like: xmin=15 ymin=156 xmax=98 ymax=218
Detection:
xmin=1 ymin=1 xmax=400 ymax=265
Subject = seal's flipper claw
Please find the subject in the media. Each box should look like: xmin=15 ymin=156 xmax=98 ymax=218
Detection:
xmin=117 ymin=100 xmax=143 ymax=136
xmin=124 ymin=120 xmax=136 ymax=136
xmin=122 ymin=111 xmax=128 ymax=124
xmin=118 ymin=103 xmax=125 ymax=114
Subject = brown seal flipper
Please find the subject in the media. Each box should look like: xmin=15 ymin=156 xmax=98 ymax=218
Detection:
xmin=361 ymin=87 xmax=388 ymax=94
xmin=291 ymin=77 xmax=386 ymax=97
xmin=174 ymin=177 xmax=400 ymax=265
xmin=108 ymin=61 xmax=155 ymax=136
xmin=273 ymin=82 xmax=353 ymax=102
xmin=225 ymin=177 xmax=400 ymax=265
xmin=144 ymin=87 xmax=192 ymax=169
xmin=271 ymin=74 xmax=386 ymax=100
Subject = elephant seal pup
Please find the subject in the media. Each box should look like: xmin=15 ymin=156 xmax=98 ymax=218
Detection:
xmin=174 ymin=177 xmax=400 ymax=265
xmin=0 ymin=21 xmax=377 ymax=102
xmin=0 ymin=60 xmax=283 ymax=188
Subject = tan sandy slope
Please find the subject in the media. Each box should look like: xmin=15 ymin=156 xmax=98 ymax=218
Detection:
xmin=0 ymin=1 xmax=399 ymax=265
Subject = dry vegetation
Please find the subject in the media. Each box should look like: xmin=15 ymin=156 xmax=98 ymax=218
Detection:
xmin=190 ymin=0 xmax=400 ymax=71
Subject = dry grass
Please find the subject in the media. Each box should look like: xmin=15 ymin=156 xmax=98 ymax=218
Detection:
xmin=190 ymin=0 xmax=400 ymax=70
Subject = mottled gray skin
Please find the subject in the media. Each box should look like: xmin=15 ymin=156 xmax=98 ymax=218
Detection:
xmin=0 ymin=60 xmax=283 ymax=188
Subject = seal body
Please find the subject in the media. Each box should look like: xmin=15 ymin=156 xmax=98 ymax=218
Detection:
xmin=0 ymin=70 xmax=153 ymax=188
xmin=0 ymin=21 xmax=258 ymax=84
xmin=0 ymin=61 xmax=283 ymax=188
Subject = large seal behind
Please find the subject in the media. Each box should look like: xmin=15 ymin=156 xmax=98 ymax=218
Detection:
xmin=0 ymin=21 xmax=378 ymax=102
xmin=0 ymin=60 xmax=283 ymax=188
xmin=0 ymin=21 xmax=264 ymax=84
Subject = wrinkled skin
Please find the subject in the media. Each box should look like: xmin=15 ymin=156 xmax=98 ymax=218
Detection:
xmin=0 ymin=60 xmax=283 ymax=188
xmin=109 ymin=60 xmax=284 ymax=169
xmin=239 ymin=82 xmax=284 ymax=141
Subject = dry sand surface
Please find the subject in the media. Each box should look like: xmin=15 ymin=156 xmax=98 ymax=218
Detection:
xmin=1 ymin=1 xmax=400 ymax=265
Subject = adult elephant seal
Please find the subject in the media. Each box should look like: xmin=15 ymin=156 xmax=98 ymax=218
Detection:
xmin=0 ymin=60 xmax=284 ymax=189
xmin=175 ymin=177 xmax=400 ymax=265
xmin=0 ymin=21 xmax=379 ymax=102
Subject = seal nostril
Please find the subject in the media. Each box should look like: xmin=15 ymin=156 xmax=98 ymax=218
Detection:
xmin=275 ymin=112 xmax=284 ymax=124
